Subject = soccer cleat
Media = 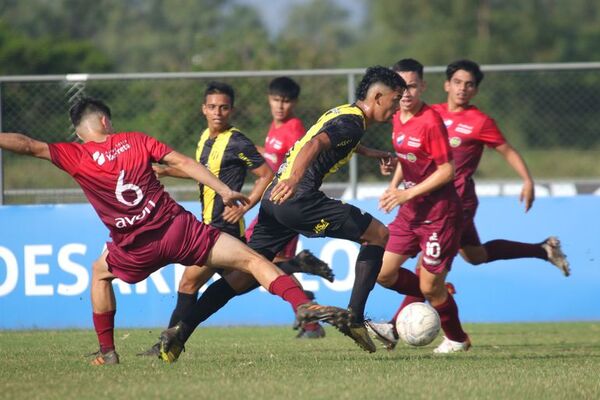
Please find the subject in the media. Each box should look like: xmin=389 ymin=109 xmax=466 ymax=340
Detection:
xmin=159 ymin=324 xmax=186 ymax=363
xmin=294 ymin=302 xmax=349 ymax=330
xmin=136 ymin=341 xmax=161 ymax=357
xmin=541 ymin=236 xmax=570 ymax=277
xmin=335 ymin=321 xmax=377 ymax=353
xmin=89 ymin=349 xmax=120 ymax=366
xmin=296 ymin=323 xmax=326 ymax=339
xmin=365 ymin=320 xmax=398 ymax=350
xmin=433 ymin=335 xmax=472 ymax=354
xmin=292 ymin=250 xmax=335 ymax=282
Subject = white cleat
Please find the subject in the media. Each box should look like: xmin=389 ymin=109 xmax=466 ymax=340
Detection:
xmin=433 ymin=335 xmax=471 ymax=354
xmin=541 ymin=236 xmax=570 ymax=277
xmin=365 ymin=320 xmax=398 ymax=350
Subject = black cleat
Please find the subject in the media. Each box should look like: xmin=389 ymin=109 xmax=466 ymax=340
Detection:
xmin=292 ymin=250 xmax=335 ymax=282
xmin=159 ymin=324 xmax=186 ymax=363
xmin=335 ymin=322 xmax=377 ymax=353
xmin=294 ymin=302 xmax=349 ymax=330
xmin=136 ymin=341 xmax=161 ymax=357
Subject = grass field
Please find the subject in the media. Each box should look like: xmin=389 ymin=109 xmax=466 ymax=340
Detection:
xmin=2 ymin=323 xmax=600 ymax=400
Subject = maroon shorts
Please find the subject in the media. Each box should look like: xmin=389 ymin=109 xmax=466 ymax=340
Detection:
xmin=245 ymin=215 xmax=299 ymax=260
xmin=459 ymin=206 xmax=481 ymax=247
xmin=385 ymin=212 xmax=462 ymax=274
xmin=106 ymin=210 xmax=221 ymax=284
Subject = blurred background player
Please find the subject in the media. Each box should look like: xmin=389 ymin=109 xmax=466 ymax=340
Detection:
xmin=368 ymin=59 xmax=570 ymax=350
xmin=371 ymin=59 xmax=470 ymax=354
xmin=140 ymin=81 xmax=332 ymax=357
xmin=246 ymin=76 xmax=332 ymax=338
xmin=165 ymin=66 xmax=407 ymax=354
xmin=0 ymin=97 xmax=349 ymax=365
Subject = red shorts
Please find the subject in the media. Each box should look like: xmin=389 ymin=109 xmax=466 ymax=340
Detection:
xmin=106 ymin=210 xmax=221 ymax=284
xmin=245 ymin=215 xmax=299 ymax=260
xmin=385 ymin=212 xmax=462 ymax=274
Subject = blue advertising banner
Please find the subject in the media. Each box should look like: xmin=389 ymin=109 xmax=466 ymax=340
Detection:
xmin=0 ymin=197 xmax=598 ymax=329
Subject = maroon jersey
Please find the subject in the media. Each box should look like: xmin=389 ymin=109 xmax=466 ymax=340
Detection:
xmin=262 ymin=117 xmax=305 ymax=172
xmin=391 ymin=104 xmax=460 ymax=223
xmin=431 ymin=103 xmax=506 ymax=209
xmin=49 ymin=132 xmax=183 ymax=247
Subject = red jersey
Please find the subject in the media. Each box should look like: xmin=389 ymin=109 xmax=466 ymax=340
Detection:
xmin=391 ymin=104 xmax=460 ymax=223
xmin=431 ymin=103 xmax=506 ymax=209
xmin=262 ymin=117 xmax=305 ymax=172
xmin=49 ymin=132 xmax=183 ymax=247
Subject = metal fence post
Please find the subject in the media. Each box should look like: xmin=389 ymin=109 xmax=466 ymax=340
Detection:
xmin=347 ymin=73 xmax=357 ymax=200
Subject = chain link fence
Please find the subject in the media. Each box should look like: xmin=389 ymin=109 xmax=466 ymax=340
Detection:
xmin=2 ymin=63 xmax=600 ymax=204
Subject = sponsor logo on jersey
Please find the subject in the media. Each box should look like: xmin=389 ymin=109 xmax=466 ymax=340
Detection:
xmin=407 ymin=153 xmax=417 ymax=163
xmin=313 ymin=219 xmax=330 ymax=235
xmin=443 ymin=119 xmax=453 ymax=127
xmin=449 ymin=137 xmax=462 ymax=148
xmin=104 ymin=140 xmax=131 ymax=162
xmin=93 ymin=151 xmax=106 ymax=166
xmin=456 ymin=123 xmax=473 ymax=135
xmin=407 ymin=136 xmax=421 ymax=148
xmin=263 ymin=152 xmax=278 ymax=164
xmin=336 ymin=139 xmax=352 ymax=147
xmin=115 ymin=200 xmax=156 ymax=229
xmin=238 ymin=152 xmax=254 ymax=167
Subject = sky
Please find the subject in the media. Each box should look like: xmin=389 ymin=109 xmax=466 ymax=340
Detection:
xmin=234 ymin=0 xmax=365 ymax=35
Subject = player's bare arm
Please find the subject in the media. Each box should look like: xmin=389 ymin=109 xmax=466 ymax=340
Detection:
xmin=0 ymin=132 xmax=51 ymax=160
xmin=357 ymin=144 xmax=397 ymax=175
xmin=222 ymin=163 xmax=274 ymax=223
xmin=379 ymin=161 xmax=454 ymax=213
xmin=162 ymin=150 xmax=249 ymax=207
xmin=269 ymin=133 xmax=331 ymax=205
xmin=152 ymin=164 xmax=190 ymax=179
xmin=494 ymin=142 xmax=535 ymax=212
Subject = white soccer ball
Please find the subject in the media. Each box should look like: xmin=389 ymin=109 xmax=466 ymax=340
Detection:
xmin=395 ymin=302 xmax=441 ymax=347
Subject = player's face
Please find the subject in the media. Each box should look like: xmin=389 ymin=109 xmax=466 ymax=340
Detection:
xmin=445 ymin=69 xmax=478 ymax=107
xmin=374 ymin=87 xmax=403 ymax=122
xmin=268 ymin=95 xmax=296 ymax=124
xmin=398 ymin=71 xmax=425 ymax=113
xmin=202 ymin=93 xmax=233 ymax=132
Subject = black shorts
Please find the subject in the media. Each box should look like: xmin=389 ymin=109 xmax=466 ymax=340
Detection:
xmin=211 ymin=221 xmax=247 ymax=243
xmin=249 ymin=190 xmax=373 ymax=259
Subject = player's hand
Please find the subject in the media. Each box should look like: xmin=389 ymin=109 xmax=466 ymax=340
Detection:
xmin=379 ymin=188 xmax=411 ymax=213
xmin=152 ymin=165 xmax=167 ymax=179
xmin=221 ymin=190 xmax=250 ymax=208
xmin=520 ymin=180 xmax=535 ymax=212
xmin=222 ymin=204 xmax=246 ymax=223
xmin=269 ymin=178 xmax=297 ymax=205
xmin=379 ymin=155 xmax=397 ymax=176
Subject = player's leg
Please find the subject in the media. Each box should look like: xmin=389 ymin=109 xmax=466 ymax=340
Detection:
xmin=168 ymin=265 xmax=216 ymax=328
xmin=419 ymin=266 xmax=470 ymax=353
xmin=89 ymin=250 xmax=120 ymax=365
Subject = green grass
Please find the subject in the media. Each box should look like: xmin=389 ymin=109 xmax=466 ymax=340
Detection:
xmin=2 ymin=323 xmax=600 ymax=399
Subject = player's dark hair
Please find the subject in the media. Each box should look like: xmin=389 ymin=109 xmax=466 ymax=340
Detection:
xmin=69 ymin=97 xmax=112 ymax=127
xmin=355 ymin=66 xmax=407 ymax=101
xmin=204 ymin=81 xmax=235 ymax=107
xmin=268 ymin=76 xmax=301 ymax=100
xmin=391 ymin=58 xmax=424 ymax=79
xmin=446 ymin=59 xmax=484 ymax=87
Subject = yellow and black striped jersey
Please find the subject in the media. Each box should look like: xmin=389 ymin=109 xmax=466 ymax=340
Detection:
xmin=195 ymin=126 xmax=264 ymax=236
xmin=275 ymin=104 xmax=366 ymax=194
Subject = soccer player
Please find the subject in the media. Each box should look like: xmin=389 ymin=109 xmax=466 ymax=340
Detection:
xmin=0 ymin=97 xmax=350 ymax=365
xmin=368 ymin=59 xmax=470 ymax=354
xmin=367 ymin=59 xmax=570 ymax=351
xmin=158 ymin=66 xmax=407 ymax=354
xmin=138 ymin=82 xmax=332 ymax=357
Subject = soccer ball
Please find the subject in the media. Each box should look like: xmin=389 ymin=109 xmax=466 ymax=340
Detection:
xmin=395 ymin=302 xmax=441 ymax=346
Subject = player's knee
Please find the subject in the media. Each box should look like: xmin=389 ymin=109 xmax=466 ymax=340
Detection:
xmin=364 ymin=222 xmax=388 ymax=247
xmin=178 ymin=277 xmax=201 ymax=294
xmin=376 ymin=269 xmax=396 ymax=288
